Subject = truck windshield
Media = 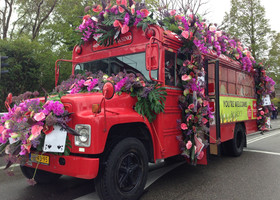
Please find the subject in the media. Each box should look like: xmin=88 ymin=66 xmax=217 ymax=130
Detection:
xmin=74 ymin=52 xmax=157 ymax=80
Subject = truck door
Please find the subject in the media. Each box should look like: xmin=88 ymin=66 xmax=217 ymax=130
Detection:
xmin=205 ymin=59 xmax=221 ymax=155
xmin=160 ymin=50 xmax=182 ymax=158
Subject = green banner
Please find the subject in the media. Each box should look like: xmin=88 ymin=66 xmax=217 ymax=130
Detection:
xmin=220 ymin=96 xmax=257 ymax=124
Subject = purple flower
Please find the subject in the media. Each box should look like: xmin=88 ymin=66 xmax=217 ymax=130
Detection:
xmin=124 ymin=13 xmax=130 ymax=25
xmin=115 ymin=77 xmax=128 ymax=92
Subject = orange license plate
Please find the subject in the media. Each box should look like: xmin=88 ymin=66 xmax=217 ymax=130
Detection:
xmin=30 ymin=154 xmax=49 ymax=165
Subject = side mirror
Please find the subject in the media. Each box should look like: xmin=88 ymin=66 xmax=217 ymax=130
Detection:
xmin=146 ymin=43 xmax=159 ymax=71
xmin=102 ymin=81 xmax=115 ymax=100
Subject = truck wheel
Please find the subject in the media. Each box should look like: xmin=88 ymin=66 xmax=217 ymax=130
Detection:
xmin=20 ymin=166 xmax=61 ymax=184
xmin=95 ymin=137 xmax=148 ymax=200
xmin=229 ymin=124 xmax=246 ymax=157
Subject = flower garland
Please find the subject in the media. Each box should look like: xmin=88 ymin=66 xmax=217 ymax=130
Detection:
xmin=55 ymin=71 xmax=167 ymax=123
xmin=176 ymin=53 xmax=213 ymax=163
xmin=254 ymin=63 xmax=275 ymax=131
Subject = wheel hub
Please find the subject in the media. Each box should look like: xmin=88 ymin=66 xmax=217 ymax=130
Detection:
xmin=117 ymin=152 xmax=142 ymax=192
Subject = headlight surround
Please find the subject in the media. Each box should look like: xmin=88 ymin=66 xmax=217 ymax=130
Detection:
xmin=75 ymin=124 xmax=91 ymax=147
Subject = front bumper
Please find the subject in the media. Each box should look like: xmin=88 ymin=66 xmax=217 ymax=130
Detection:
xmin=26 ymin=153 xmax=99 ymax=179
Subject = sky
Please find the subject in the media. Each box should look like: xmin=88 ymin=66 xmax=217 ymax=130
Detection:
xmin=205 ymin=0 xmax=280 ymax=33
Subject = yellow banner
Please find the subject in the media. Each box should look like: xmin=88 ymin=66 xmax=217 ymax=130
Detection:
xmin=220 ymin=96 xmax=257 ymax=123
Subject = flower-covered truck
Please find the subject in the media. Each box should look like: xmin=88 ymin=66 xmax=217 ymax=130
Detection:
xmin=0 ymin=1 xmax=275 ymax=200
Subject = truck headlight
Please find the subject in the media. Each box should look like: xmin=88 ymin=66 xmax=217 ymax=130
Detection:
xmin=75 ymin=124 xmax=91 ymax=147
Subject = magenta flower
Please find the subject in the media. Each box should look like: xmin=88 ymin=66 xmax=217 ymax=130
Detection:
xmin=115 ymin=77 xmax=128 ymax=92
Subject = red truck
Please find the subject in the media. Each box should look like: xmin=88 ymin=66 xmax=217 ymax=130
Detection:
xmin=17 ymin=23 xmax=259 ymax=199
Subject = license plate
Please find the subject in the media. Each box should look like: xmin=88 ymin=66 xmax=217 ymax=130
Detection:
xmin=30 ymin=154 xmax=49 ymax=165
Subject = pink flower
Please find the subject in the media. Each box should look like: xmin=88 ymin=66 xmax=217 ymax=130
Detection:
xmin=118 ymin=0 xmax=127 ymax=13
xmin=84 ymin=79 xmax=92 ymax=86
xmin=187 ymin=115 xmax=193 ymax=122
xmin=181 ymin=31 xmax=189 ymax=39
xmin=181 ymin=123 xmax=188 ymax=130
xmin=203 ymin=100 xmax=209 ymax=107
xmin=188 ymin=104 xmax=194 ymax=109
xmin=202 ymin=118 xmax=208 ymax=124
xmin=1 ymin=128 xmax=7 ymax=142
xmin=257 ymin=116 xmax=262 ymax=120
xmin=30 ymin=125 xmax=43 ymax=140
xmin=82 ymin=15 xmax=91 ymax=25
xmin=0 ymin=125 xmax=4 ymax=134
xmin=34 ymin=112 xmax=46 ymax=122
xmin=121 ymin=24 xmax=129 ymax=34
xmin=186 ymin=141 xmax=192 ymax=149
xmin=260 ymin=111 xmax=264 ymax=115
xmin=140 ymin=9 xmax=149 ymax=17
xmin=92 ymin=5 xmax=102 ymax=12
xmin=182 ymin=74 xmax=192 ymax=81
xmin=170 ymin=9 xmax=176 ymax=16
xmin=113 ymin=20 xmax=122 ymax=28
xmin=197 ymin=150 xmax=204 ymax=160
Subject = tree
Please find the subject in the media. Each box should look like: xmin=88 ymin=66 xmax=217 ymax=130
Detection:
xmin=0 ymin=37 xmax=70 ymax=112
xmin=221 ymin=0 xmax=271 ymax=61
xmin=267 ymin=33 xmax=280 ymax=87
xmin=12 ymin=0 xmax=58 ymax=40
xmin=0 ymin=0 xmax=15 ymax=40
xmin=157 ymin=0 xmax=208 ymax=16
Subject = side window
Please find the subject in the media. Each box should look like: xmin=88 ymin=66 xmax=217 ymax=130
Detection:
xmin=165 ymin=50 xmax=176 ymax=86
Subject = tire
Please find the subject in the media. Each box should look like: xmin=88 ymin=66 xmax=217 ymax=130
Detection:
xmin=20 ymin=166 xmax=62 ymax=184
xmin=95 ymin=138 xmax=148 ymax=200
xmin=228 ymin=124 xmax=246 ymax=157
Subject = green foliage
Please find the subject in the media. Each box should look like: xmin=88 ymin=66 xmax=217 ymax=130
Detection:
xmin=136 ymin=13 xmax=157 ymax=32
xmin=272 ymin=97 xmax=280 ymax=110
xmin=267 ymin=33 xmax=280 ymax=80
xmin=133 ymin=85 xmax=167 ymax=122
xmin=0 ymin=38 xmax=71 ymax=112
xmin=221 ymin=0 xmax=272 ymax=61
